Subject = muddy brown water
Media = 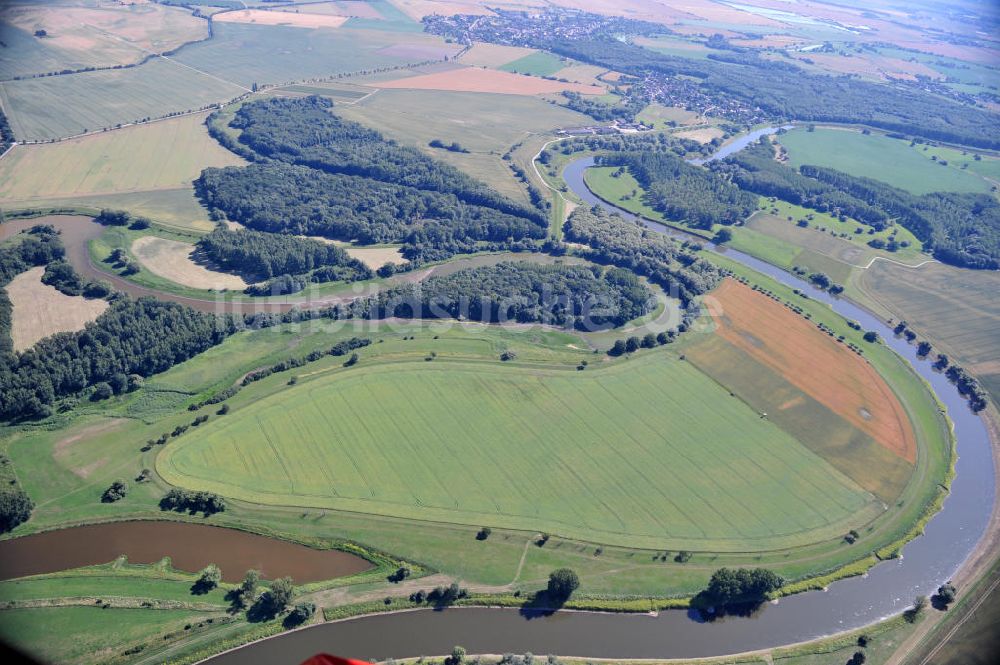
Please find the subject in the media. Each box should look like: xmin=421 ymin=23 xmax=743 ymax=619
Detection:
xmin=0 ymin=521 xmax=371 ymax=583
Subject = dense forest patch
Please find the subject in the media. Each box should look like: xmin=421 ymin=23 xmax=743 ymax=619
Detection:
xmin=196 ymin=162 xmax=546 ymax=261
xmin=196 ymin=225 xmax=373 ymax=286
xmin=598 ymin=151 xmax=757 ymax=229
xmin=199 ymin=96 xmax=550 ymax=262
xmin=389 ymin=261 xmax=652 ymax=330
xmin=563 ymin=206 xmax=722 ymax=307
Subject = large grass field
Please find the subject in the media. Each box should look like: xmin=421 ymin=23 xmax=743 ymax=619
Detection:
xmin=0 ymin=607 xmax=221 ymax=665
xmin=0 ymin=58 xmax=246 ymax=140
xmin=158 ymin=345 xmax=882 ymax=551
xmin=0 ymin=112 xmax=244 ymax=227
xmin=777 ymin=128 xmax=997 ymax=194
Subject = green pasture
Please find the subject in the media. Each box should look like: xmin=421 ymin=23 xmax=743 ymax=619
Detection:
xmin=0 ymin=566 xmax=229 ymax=608
xmin=778 ymin=128 xmax=995 ymax=194
xmin=637 ymin=103 xmax=704 ymax=129
xmin=0 ymin=59 xmax=245 ymax=141
xmin=0 ymin=607 xmax=217 ymax=665
xmin=159 ymin=347 xmax=878 ymax=550
xmin=499 ymin=52 xmax=566 ymax=77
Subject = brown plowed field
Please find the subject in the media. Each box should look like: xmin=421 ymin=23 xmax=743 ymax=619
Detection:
xmin=709 ymin=278 xmax=915 ymax=463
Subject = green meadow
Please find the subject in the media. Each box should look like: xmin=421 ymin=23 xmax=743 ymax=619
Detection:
xmin=500 ymin=52 xmax=567 ymax=77
xmin=159 ymin=348 xmax=879 ymax=551
xmin=778 ymin=128 xmax=996 ymax=194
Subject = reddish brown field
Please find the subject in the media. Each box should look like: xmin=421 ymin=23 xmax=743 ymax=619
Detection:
xmin=708 ymin=279 xmax=915 ymax=462
xmin=375 ymin=67 xmax=604 ymax=95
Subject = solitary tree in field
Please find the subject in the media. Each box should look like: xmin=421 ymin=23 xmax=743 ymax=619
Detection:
xmin=238 ymin=569 xmax=261 ymax=606
xmin=546 ymin=568 xmax=580 ymax=601
xmin=193 ymin=564 xmax=222 ymax=594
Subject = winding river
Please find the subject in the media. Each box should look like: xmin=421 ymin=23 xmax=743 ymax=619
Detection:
xmin=198 ymin=133 xmax=996 ymax=663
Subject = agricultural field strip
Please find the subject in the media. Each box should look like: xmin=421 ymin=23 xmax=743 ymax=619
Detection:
xmin=159 ymin=356 xmax=876 ymax=549
xmin=88 ymin=23 xmax=253 ymax=92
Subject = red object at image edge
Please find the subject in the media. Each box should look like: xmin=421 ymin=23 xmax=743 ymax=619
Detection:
xmin=302 ymin=656 xmax=375 ymax=665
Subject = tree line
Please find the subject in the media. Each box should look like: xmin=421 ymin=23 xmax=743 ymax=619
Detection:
xmin=0 ymin=107 xmax=14 ymax=153
xmin=0 ymin=226 xmax=68 ymax=356
xmin=599 ymin=151 xmax=757 ymax=228
xmin=0 ymin=293 xmax=229 ymax=422
xmin=716 ymin=139 xmax=1000 ymax=269
xmin=800 ymin=165 xmax=1000 ymax=269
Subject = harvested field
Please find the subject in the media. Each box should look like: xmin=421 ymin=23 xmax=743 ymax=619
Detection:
xmin=274 ymin=1 xmax=384 ymax=19
xmin=374 ymin=66 xmax=604 ymax=95
xmin=387 ymin=0 xmax=496 ymax=21
xmin=0 ymin=112 xmax=246 ymax=203
xmin=131 ymin=236 xmax=248 ymax=290
xmin=159 ymin=352 xmax=880 ymax=550
xmin=213 ymin=9 xmax=348 ymax=29
xmin=304 ymin=237 xmax=405 ymax=269
xmin=459 ymin=43 xmax=536 ymax=68
xmin=674 ymin=126 xmax=724 ymax=143
xmin=0 ymin=1 xmax=206 ymax=78
xmin=699 ymin=279 xmax=916 ymax=464
xmin=791 ymin=52 xmax=943 ymax=82
xmin=0 ymin=58 xmax=246 ymax=141
xmin=552 ymin=64 xmax=609 ymax=87
xmin=6 ymin=267 xmax=109 ymax=351
xmin=346 ymin=247 xmax=405 ymax=269
xmin=856 ymin=261 xmax=1000 ymax=405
